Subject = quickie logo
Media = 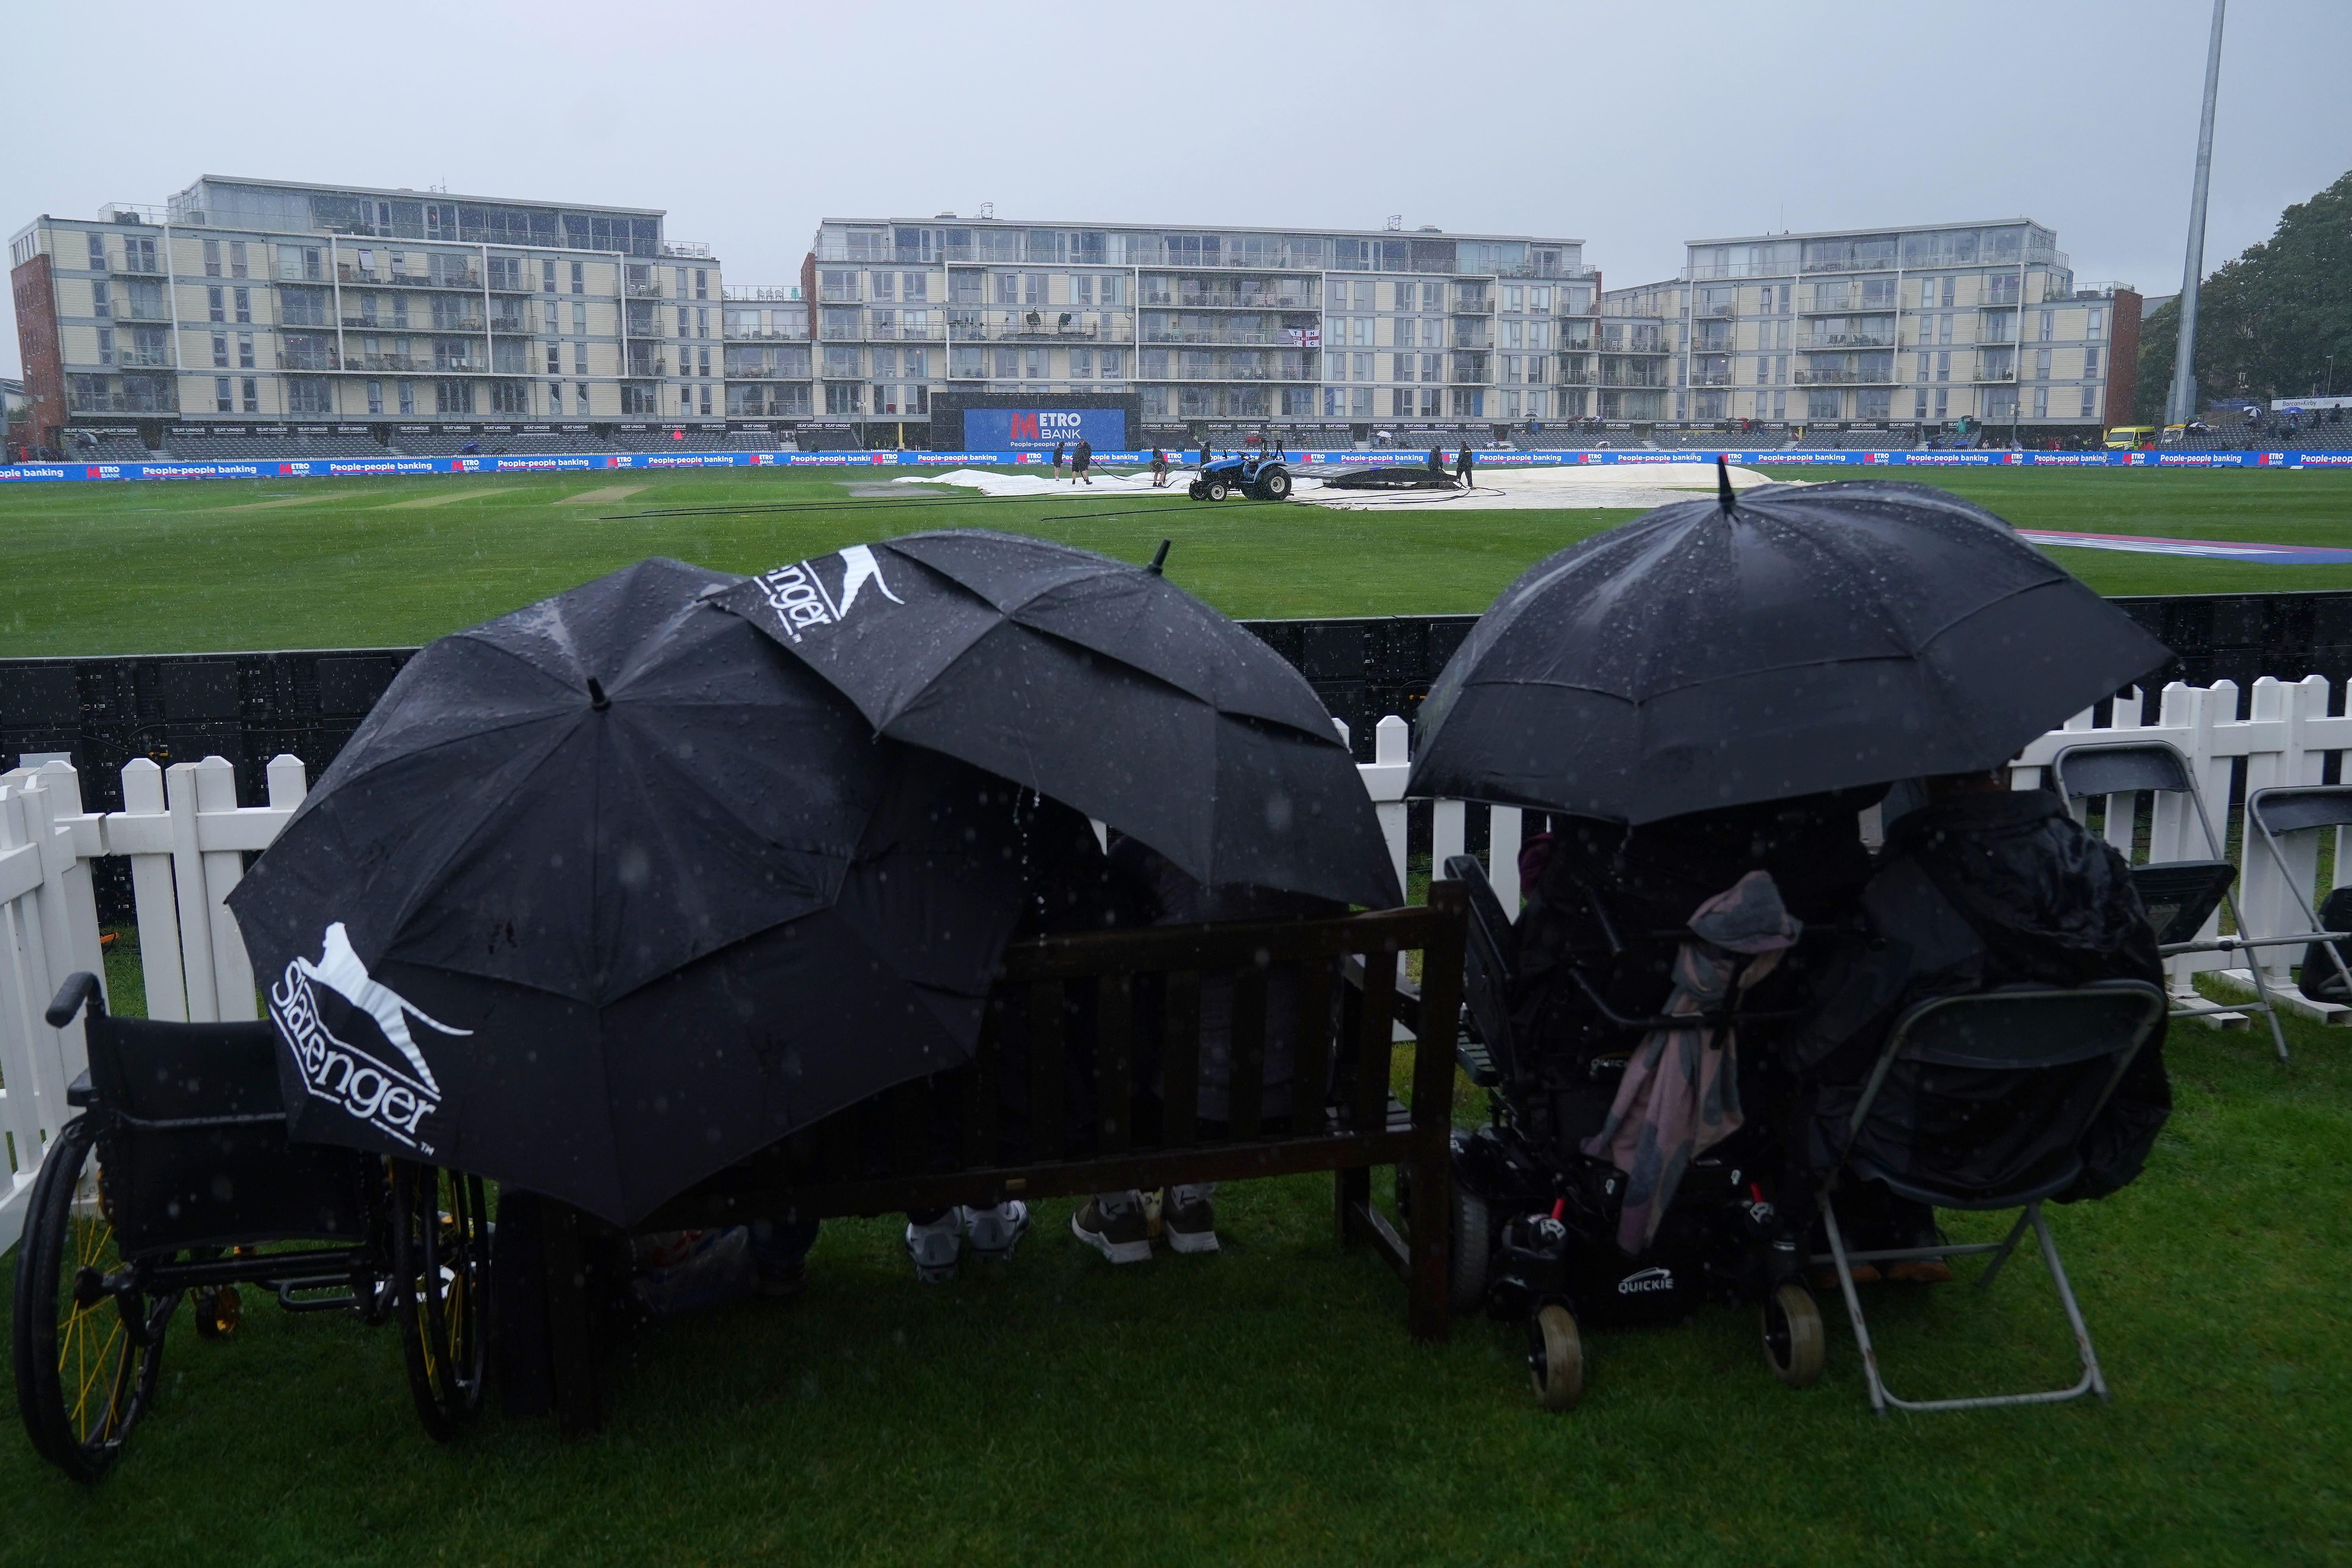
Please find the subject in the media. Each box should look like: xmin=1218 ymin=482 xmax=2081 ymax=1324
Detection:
xmin=1617 ymin=1266 xmax=1676 ymax=1296
xmin=269 ymin=923 xmax=468 ymax=1152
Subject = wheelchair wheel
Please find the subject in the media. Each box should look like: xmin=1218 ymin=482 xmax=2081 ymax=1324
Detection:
xmin=12 ymin=1117 xmax=175 ymax=1482
xmin=1449 ymin=1187 xmax=1493 ymax=1316
xmin=1527 ymin=1303 xmax=1584 ymax=1412
xmin=391 ymin=1162 xmax=489 ymax=1441
xmin=1761 ymin=1282 xmax=1825 ymax=1388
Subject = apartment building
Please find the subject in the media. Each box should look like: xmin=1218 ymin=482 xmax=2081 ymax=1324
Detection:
xmin=8 ymin=175 xmax=729 ymax=448
xmin=1601 ymin=220 xmax=2141 ymax=435
xmin=781 ymin=216 xmax=1598 ymax=441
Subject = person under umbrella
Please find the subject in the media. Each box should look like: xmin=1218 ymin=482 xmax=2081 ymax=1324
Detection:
xmin=714 ymin=530 xmax=1398 ymax=911
xmin=230 ymin=557 xmax=1061 ymax=1233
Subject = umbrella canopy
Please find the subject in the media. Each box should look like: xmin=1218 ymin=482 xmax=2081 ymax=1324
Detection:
xmin=1407 ymin=478 xmax=2173 ymax=823
xmin=714 ymin=530 xmax=1400 ymax=908
xmin=229 ymin=557 xmax=1044 ymax=1224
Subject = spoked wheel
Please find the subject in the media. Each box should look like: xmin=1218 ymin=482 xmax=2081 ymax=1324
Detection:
xmin=1527 ymin=1302 xmax=1584 ymax=1412
xmin=1761 ymin=1282 xmax=1826 ymax=1388
xmin=390 ymin=1162 xmax=490 ymax=1441
xmin=12 ymin=1117 xmax=176 ymax=1482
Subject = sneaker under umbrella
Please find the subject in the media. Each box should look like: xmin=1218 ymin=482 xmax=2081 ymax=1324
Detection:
xmin=1406 ymin=473 xmax=2173 ymax=823
xmin=713 ymin=529 xmax=1400 ymax=909
xmin=229 ymin=557 xmax=1051 ymax=1226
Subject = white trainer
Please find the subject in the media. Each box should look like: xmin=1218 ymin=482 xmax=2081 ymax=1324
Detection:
xmin=962 ymin=1200 xmax=1031 ymax=1261
xmin=904 ymin=1211 xmax=962 ymax=1282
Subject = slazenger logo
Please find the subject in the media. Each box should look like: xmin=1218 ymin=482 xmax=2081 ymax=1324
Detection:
xmin=269 ymin=922 xmax=468 ymax=1152
xmin=753 ymin=544 xmax=902 ymax=641
xmin=1617 ymin=1266 xmax=1676 ymax=1296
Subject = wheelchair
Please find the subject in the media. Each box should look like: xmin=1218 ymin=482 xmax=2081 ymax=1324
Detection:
xmin=1439 ymin=855 xmax=1830 ymax=1411
xmin=12 ymin=973 xmax=488 ymax=1481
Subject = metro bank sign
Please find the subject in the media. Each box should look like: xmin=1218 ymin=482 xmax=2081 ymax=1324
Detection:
xmin=966 ymin=407 xmax=1126 ymax=450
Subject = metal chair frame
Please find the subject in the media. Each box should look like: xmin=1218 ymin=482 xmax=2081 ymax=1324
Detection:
xmin=1815 ymin=980 xmax=2167 ymax=1415
xmin=2242 ymin=784 xmax=2352 ymax=1008
xmin=2050 ymin=741 xmax=2290 ymax=1060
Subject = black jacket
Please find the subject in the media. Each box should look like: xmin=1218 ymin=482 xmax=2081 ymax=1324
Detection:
xmin=1791 ymin=788 xmax=2171 ymax=1202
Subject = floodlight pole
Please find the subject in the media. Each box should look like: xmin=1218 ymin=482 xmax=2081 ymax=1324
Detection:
xmin=2166 ymin=0 xmax=2227 ymax=426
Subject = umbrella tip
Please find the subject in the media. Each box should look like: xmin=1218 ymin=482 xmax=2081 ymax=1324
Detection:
xmin=1145 ymin=539 xmax=1172 ymax=576
xmin=586 ymin=677 xmax=610 ymax=712
xmin=1717 ymin=454 xmax=1737 ymax=512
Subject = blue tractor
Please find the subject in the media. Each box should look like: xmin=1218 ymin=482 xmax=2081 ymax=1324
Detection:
xmin=1187 ymin=436 xmax=1293 ymax=502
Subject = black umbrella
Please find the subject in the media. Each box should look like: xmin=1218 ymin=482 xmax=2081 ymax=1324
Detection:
xmin=228 ymin=557 xmax=1045 ymax=1225
xmin=714 ymin=530 xmax=1400 ymax=908
xmin=1407 ymin=473 xmax=2173 ymax=823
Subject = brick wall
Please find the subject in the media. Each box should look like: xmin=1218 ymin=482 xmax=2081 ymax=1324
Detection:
xmin=10 ymin=251 xmax=64 ymax=450
xmin=2105 ymin=289 xmax=2144 ymax=427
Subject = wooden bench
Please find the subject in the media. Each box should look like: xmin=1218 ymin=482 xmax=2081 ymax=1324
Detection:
xmin=523 ymin=883 xmax=1469 ymax=1433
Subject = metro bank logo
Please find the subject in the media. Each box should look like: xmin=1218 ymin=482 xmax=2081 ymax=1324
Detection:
xmin=1006 ymin=411 xmax=1088 ymax=441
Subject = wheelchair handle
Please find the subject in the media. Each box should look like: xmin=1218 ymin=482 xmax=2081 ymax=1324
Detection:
xmin=46 ymin=971 xmax=105 ymax=1030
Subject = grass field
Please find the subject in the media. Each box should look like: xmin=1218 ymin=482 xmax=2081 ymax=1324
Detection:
xmin=2 ymin=959 xmax=2346 ymax=1567
xmin=1 ymin=465 xmax=2350 ymax=655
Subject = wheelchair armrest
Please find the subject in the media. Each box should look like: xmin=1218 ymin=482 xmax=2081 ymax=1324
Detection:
xmin=46 ymin=971 xmax=104 ymax=1029
xmin=66 ymin=1070 xmax=95 ymax=1108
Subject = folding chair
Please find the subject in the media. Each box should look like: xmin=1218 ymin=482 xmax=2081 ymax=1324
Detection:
xmin=1815 ymin=981 xmax=2168 ymax=1414
xmin=2243 ymin=785 xmax=2352 ymax=1010
xmin=2050 ymin=742 xmax=2290 ymax=1060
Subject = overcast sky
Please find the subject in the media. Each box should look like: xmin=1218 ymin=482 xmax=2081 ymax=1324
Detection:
xmin=8 ymin=0 xmax=2349 ymax=380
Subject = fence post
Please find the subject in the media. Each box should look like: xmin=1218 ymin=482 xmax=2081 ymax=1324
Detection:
xmin=165 ymin=761 xmax=221 ymax=1022
xmin=0 ymin=783 xmax=65 ymax=1236
xmin=1372 ymin=716 xmax=1409 ymax=901
xmin=114 ymin=759 xmax=189 ymax=1023
xmin=1488 ymin=808 xmax=1522 ymax=918
xmin=193 ymin=757 xmax=258 ymax=1020
xmin=1431 ymin=799 xmax=1465 ymax=884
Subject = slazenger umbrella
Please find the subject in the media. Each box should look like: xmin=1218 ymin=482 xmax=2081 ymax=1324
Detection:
xmin=713 ymin=530 xmax=1400 ymax=908
xmin=228 ymin=557 xmax=1047 ymax=1226
xmin=1407 ymin=471 xmax=2173 ymax=823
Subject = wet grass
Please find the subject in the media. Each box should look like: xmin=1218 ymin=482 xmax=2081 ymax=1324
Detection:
xmin=2 ymin=1003 xmax=2346 ymax=1566
xmin=0 ymin=467 xmax=2348 ymax=656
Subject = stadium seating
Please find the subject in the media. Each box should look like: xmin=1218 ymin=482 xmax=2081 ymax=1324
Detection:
xmin=169 ymin=432 xmax=387 ymax=460
xmin=63 ymin=430 xmax=162 ymax=462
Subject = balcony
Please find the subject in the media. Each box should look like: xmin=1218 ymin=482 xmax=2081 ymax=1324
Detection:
xmin=722 ymin=285 xmax=801 ymax=302
xmin=1792 ymin=370 xmax=1898 ymax=385
xmin=1141 ymin=326 xmax=1287 ymax=346
xmin=1688 ymin=372 xmax=1734 ymax=387
xmin=1800 ymin=298 xmax=1897 ymax=316
xmin=69 ymin=390 xmax=178 ymax=414
xmin=486 ymin=277 xmax=535 ymax=296
xmin=661 ymin=242 xmax=713 ymax=259
xmin=339 ymin=354 xmax=425 ymax=373
xmin=425 ymin=316 xmax=489 ymax=333
xmin=1599 ymin=369 xmax=1670 ymax=388
xmin=489 ymin=317 xmax=532 ymax=335
xmin=624 ymin=281 xmax=664 ymax=298
xmin=1798 ymin=331 xmax=1896 ymax=349
xmin=116 ymin=348 xmax=172 ymax=367
xmin=957 ymin=311 xmax=1134 ymax=342
xmin=113 ymin=257 xmax=167 ymax=277
xmin=276 ymin=353 xmax=341 ymax=371
xmin=1975 ymin=367 xmax=2018 ymax=383
xmin=726 ymin=325 xmax=810 ymax=342
xmin=626 ymin=358 xmax=670 ymax=378
xmin=335 ymin=266 xmax=482 ymax=291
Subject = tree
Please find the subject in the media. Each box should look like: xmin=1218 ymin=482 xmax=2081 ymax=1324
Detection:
xmin=2136 ymin=169 xmax=2352 ymax=421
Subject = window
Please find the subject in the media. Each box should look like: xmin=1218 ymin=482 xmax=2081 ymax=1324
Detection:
xmin=1935 ymin=351 xmax=1950 ymax=383
xmin=824 ymin=346 xmax=860 ymax=378
xmin=489 ymin=380 xmax=529 ymax=414
xmin=2084 ymin=348 xmax=2101 ymax=380
xmin=1025 ymin=274 xmax=1045 ymax=306
xmin=86 ymin=233 xmax=107 ymax=272
xmin=546 ymin=343 xmax=562 ymax=376
xmin=1070 ymin=348 xmax=1093 ymax=378
xmin=238 ymin=333 xmax=255 ymax=369
xmin=577 ymin=383 xmax=591 ymax=416
xmin=90 ymin=279 xmax=111 ymax=319
xmin=1451 ymin=388 xmax=1483 ymax=417
xmin=1392 ymin=388 xmax=1413 ymax=416
xmin=1421 ymin=354 xmax=1440 ymax=383
xmin=575 ymin=341 xmax=589 ymax=375
xmin=872 ymin=272 xmax=895 ymax=302
xmin=543 ymin=260 xmax=558 ymax=292
xmin=1857 ymin=389 xmax=1891 ymax=419
xmin=993 ymin=347 xmax=1019 ymax=379
xmin=695 ymin=269 xmax=708 ymax=300
xmin=241 ymin=377 xmax=259 ymax=413
xmin=488 ymin=255 xmax=521 ymax=291
xmin=1024 ymin=347 xmax=1044 ymax=379
xmin=2033 ymin=386 xmax=2049 ymax=419
xmin=2079 ymin=386 xmax=2098 ymax=419
xmin=212 ymin=332 xmax=229 ymax=367
xmin=2035 ymin=348 xmax=2052 ymax=380
xmin=1807 ymin=389 xmax=1843 ymax=420
xmin=225 ymin=241 xmax=246 ymax=279
xmin=674 ymin=267 xmax=689 ymax=300
xmin=215 ymin=377 xmax=233 ymax=412
xmin=95 ymin=327 xmax=114 ymax=365
xmin=436 ymin=380 xmax=473 ymax=414
xmin=396 ymin=380 xmax=414 ymax=415
xmin=571 ymin=261 xmax=585 ymax=294
xmin=2087 ymin=308 xmax=2104 ymax=340
xmin=824 ymin=382 xmax=862 ymax=414
xmin=208 ymin=287 xmax=225 ymax=323
xmin=202 ymin=239 xmax=221 ymax=277
xmin=234 ymin=288 xmax=252 ymax=324
xmin=903 ymin=272 xmax=928 ymax=301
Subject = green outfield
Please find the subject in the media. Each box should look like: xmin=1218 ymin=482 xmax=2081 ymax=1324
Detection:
xmin=0 ymin=466 xmax=2349 ymax=655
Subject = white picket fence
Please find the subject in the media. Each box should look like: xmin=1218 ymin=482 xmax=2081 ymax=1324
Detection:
xmin=4 ymin=671 xmax=2347 ymax=1252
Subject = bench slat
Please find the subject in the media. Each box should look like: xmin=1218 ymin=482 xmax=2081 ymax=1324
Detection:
xmin=1030 ymin=979 xmax=1066 ymax=1162
xmin=1096 ymin=972 xmax=1132 ymax=1156
xmin=1162 ymin=970 xmax=1201 ymax=1150
xmin=1293 ymin=959 xmax=1336 ymax=1134
xmin=1228 ymin=965 xmax=1268 ymax=1140
xmin=1353 ymin=950 xmax=1398 ymax=1134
